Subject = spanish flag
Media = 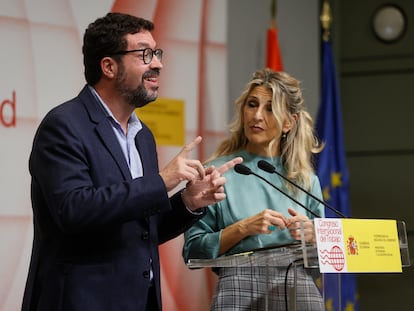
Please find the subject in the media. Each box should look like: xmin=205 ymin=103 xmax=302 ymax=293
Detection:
xmin=266 ymin=0 xmax=283 ymax=71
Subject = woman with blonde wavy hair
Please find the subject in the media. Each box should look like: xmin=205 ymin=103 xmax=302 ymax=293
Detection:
xmin=183 ymin=68 xmax=325 ymax=310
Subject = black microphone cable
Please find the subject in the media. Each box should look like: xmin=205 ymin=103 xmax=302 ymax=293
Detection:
xmin=285 ymin=258 xmax=314 ymax=311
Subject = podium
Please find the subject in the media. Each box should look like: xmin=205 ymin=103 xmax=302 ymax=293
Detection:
xmin=186 ymin=220 xmax=411 ymax=311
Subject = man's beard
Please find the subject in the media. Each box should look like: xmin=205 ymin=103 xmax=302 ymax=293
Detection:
xmin=115 ymin=66 xmax=158 ymax=108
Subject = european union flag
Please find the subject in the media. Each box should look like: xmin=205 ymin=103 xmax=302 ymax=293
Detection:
xmin=315 ymin=40 xmax=359 ymax=311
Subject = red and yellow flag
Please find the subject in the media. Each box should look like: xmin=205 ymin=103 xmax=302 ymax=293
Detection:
xmin=266 ymin=25 xmax=283 ymax=71
xmin=266 ymin=0 xmax=283 ymax=71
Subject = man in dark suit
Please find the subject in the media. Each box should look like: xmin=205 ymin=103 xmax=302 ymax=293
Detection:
xmin=22 ymin=12 xmax=242 ymax=311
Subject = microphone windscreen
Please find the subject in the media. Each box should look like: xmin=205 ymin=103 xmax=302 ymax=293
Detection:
xmin=257 ymin=160 xmax=275 ymax=173
xmin=234 ymin=163 xmax=252 ymax=175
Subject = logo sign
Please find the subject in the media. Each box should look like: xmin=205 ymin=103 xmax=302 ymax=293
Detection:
xmin=314 ymin=218 xmax=402 ymax=273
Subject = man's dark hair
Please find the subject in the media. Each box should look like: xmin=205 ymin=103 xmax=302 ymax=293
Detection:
xmin=83 ymin=12 xmax=154 ymax=85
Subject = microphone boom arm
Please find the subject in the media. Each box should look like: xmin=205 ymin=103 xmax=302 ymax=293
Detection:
xmin=257 ymin=160 xmax=346 ymax=218
xmin=234 ymin=164 xmax=320 ymax=218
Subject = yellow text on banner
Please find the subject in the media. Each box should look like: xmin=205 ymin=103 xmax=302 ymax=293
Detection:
xmin=135 ymin=98 xmax=185 ymax=146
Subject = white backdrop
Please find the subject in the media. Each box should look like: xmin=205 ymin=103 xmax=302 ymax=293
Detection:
xmin=0 ymin=0 xmax=228 ymax=310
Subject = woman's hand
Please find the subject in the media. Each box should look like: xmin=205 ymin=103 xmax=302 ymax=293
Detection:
xmin=240 ymin=209 xmax=288 ymax=236
xmin=286 ymin=208 xmax=316 ymax=243
xmin=219 ymin=209 xmax=288 ymax=255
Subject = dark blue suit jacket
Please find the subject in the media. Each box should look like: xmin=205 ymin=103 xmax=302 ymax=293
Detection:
xmin=22 ymin=86 xmax=204 ymax=311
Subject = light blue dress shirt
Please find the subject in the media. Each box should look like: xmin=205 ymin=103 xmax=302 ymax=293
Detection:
xmin=89 ymin=86 xmax=143 ymax=179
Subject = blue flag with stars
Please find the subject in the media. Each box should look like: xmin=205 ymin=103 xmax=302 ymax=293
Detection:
xmin=316 ymin=40 xmax=359 ymax=311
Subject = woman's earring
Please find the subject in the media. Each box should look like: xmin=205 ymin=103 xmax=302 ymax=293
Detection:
xmin=282 ymin=132 xmax=287 ymax=139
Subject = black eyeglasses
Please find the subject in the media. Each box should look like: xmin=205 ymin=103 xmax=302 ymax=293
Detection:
xmin=110 ymin=48 xmax=163 ymax=64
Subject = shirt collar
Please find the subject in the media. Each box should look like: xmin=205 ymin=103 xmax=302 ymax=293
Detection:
xmin=88 ymin=85 xmax=142 ymax=131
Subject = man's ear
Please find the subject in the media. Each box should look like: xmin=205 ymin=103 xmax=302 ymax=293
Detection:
xmin=101 ymin=57 xmax=117 ymax=79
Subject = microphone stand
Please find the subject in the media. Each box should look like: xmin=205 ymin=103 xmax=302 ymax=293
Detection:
xmin=257 ymin=160 xmax=346 ymax=218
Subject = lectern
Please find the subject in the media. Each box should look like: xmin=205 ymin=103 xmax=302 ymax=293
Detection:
xmin=186 ymin=220 xmax=411 ymax=311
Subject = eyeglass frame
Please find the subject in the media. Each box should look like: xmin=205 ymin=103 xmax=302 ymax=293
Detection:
xmin=109 ymin=48 xmax=163 ymax=64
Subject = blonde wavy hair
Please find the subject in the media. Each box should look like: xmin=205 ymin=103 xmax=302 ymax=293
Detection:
xmin=209 ymin=68 xmax=324 ymax=191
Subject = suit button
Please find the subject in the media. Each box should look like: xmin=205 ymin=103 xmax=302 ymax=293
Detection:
xmin=143 ymin=270 xmax=150 ymax=279
xmin=141 ymin=231 xmax=149 ymax=240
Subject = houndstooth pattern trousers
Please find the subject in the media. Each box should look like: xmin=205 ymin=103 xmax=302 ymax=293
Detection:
xmin=210 ymin=266 xmax=324 ymax=311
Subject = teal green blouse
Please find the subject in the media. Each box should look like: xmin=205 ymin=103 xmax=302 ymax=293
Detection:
xmin=183 ymin=150 xmax=325 ymax=261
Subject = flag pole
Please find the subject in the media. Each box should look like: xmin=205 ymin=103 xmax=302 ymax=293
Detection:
xmin=270 ymin=0 xmax=276 ymax=28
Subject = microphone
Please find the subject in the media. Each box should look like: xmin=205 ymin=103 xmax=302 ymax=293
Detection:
xmin=257 ymin=160 xmax=346 ymax=218
xmin=234 ymin=164 xmax=320 ymax=218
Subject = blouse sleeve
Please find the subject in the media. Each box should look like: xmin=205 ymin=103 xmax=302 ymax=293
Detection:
xmin=308 ymin=175 xmax=325 ymax=218
xmin=182 ymin=204 xmax=222 ymax=262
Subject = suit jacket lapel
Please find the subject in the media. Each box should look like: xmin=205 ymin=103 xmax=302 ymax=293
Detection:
xmin=79 ymin=86 xmax=131 ymax=180
xmin=134 ymin=124 xmax=159 ymax=176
